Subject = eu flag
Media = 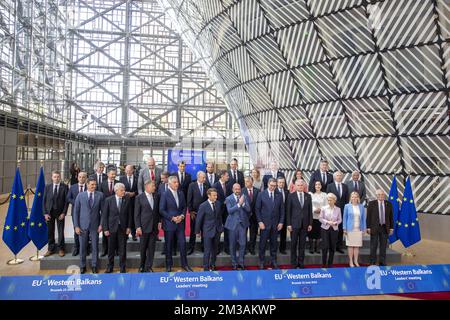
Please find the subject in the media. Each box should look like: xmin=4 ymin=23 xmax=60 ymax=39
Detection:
xmin=397 ymin=176 xmax=421 ymax=248
xmin=388 ymin=176 xmax=400 ymax=244
xmin=28 ymin=167 xmax=48 ymax=250
xmin=2 ymin=167 xmax=30 ymax=255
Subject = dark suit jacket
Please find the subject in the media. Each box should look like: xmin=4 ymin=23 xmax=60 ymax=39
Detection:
xmin=262 ymin=170 xmax=286 ymax=189
xmin=101 ymin=195 xmax=132 ymax=233
xmin=159 ymin=188 xmax=187 ymax=232
xmin=212 ymin=180 xmax=233 ymax=217
xmin=286 ymin=192 xmax=313 ymax=229
xmin=89 ymin=173 xmax=107 ymax=191
xmin=134 ymin=192 xmax=160 ymax=234
xmin=205 ymin=173 xmax=219 ymax=188
xmin=99 ymin=179 xmax=119 ymax=198
xmin=242 ymin=187 xmax=259 ymax=218
xmin=171 ymin=171 xmax=192 ymax=197
xmin=367 ymin=200 xmax=394 ymax=233
xmin=309 ymin=170 xmax=333 ymax=193
xmin=227 ymin=169 xmax=245 ymax=188
xmin=120 ymin=174 xmax=138 ymax=216
xmin=66 ymin=183 xmax=86 ymax=206
xmin=255 ymin=189 xmax=285 ymax=229
xmin=187 ymin=181 xmax=208 ymax=213
xmin=195 ymin=200 xmax=224 ymax=237
xmin=158 ymin=183 xmax=169 ymax=196
xmin=44 ymin=183 xmax=69 ymax=216
xmin=326 ymin=183 xmax=349 ymax=212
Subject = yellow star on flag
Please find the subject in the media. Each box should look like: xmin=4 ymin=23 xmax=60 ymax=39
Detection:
xmin=12 ymin=194 xmax=16 ymax=199
xmin=20 ymin=222 xmax=25 ymax=227
xmin=404 ymin=224 xmax=408 ymax=228
xmin=38 ymin=223 xmax=42 ymax=227
xmin=20 ymin=195 xmax=24 ymax=200
xmin=30 ymin=222 xmax=35 ymax=227
xmin=13 ymin=226 xmax=18 ymax=231
xmin=409 ymin=199 xmax=413 ymax=203
xmin=38 ymin=192 xmax=41 ymax=197
xmin=403 ymin=197 xmax=407 ymax=201
xmin=5 ymin=225 xmax=10 ymax=230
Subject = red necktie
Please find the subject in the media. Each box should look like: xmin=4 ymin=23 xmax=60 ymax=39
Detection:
xmin=150 ymin=169 xmax=155 ymax=181
xmin=109 ymin=181 xmax=113 ymax=194
xmin=249 ymin=189 xmax=253 ymax=201
xmin=79 ymin=185 xmax=83 ymax=193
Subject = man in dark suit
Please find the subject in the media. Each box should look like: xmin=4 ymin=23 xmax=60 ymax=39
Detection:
xmin=89 ymin=161 xmax=107 ymax=191
xmin=262 ymin=161 xmax=286 ymax=190
xmin=99 ymin=168 xmax=118 ymax=256
xmin=159 ymin=176 xmax=193 ymax=272
xmin=187 ymin=171 xmax=208 ymax=255
xmin=66 ymin=171 xmax=88 ymax=256
xmin=213 ymin=170 xmax=232 ymax=254
xmin=157 ymin=171 xmax=170 ymax=196
xmin=309 ymin=159 xmax=333 ymax=193
xmin=138 ymin=157 xmax=162 ymax=194
xmin=171 ymin=160 xmax=192 ymax=198
xmin=73 ymin=178 xmax=104 ymax=274
xmin=367 ymin=189 xmax=394 ymax=266
xmin=120 ymin=165 xmax=138 ymax=241
xmin=225 ymin=183 xmax=251 ymax=270
xmin=275 ymin=177 xmax=289 ymax=254
xmin=102 ymin=183 xmax=131 ymax=273
xmin=205 ymin=161 xmax=218 ymax=187
xmin=228 ymin=158 xmax=244 ymax=188
xmin=286 ymin=179 xmax=313 ymax=269
xmin=326 ymin=170 xmax=349 ymax=253
xmin=195 ymin=188 xmax=223 ymax=271
xmin=242 ymin=176 xmax=259 ymax=255
xmin=135 ymin=180 xmax=160 ymax=272
xmin=43 ymin=170 xmax=69 ymax=257
xmin=255 ymin=178 xmax=284 ymax=269
xmin=346 ymin=170 xmax=367 ymax=205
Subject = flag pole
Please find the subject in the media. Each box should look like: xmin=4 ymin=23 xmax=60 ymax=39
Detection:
xmin=6 ymin=160 xmax=24 ymax=265
xmin=29 ymin=160 xmax=44 ymax=261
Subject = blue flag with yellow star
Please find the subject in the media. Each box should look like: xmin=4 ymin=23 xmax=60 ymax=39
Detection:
xmin=28 ymin=167 xmax=48 ymax=250
xmin=397 ymin=176 xmax=421 ymax=248
xmin=388 ymin=176 xmax=400 ymax=244
xmin=2 ymin=167 xmax=30 ymax=255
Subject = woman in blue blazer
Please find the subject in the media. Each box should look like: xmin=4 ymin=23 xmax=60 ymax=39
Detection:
xmin=343 ymin=192 xmax=366 ymax=267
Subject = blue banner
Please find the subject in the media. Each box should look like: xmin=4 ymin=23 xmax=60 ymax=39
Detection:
xmin=167 ymin=149 xmax=206 ymax=180
xmin=1 ymin=264 xmax=449 ymax=300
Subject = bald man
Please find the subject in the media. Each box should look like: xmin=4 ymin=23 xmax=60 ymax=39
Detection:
xmin=138 ymin=157 xmax=162 ymax=194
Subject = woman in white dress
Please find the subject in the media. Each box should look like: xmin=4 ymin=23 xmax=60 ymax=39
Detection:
xmin=343 ymin=191 xmax=366 ymax=267
xmin=308 ymin=181 xmax=327 ymax=254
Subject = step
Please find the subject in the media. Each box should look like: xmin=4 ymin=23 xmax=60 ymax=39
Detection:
xmin=40 ymin=248 xmax=401 ymax=270
xmin=61 ymin=236 xmax=373 ymax=252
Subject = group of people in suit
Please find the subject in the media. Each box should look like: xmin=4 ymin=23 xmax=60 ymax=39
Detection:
xmin=42 ymin=157 xmax=394 ymax=273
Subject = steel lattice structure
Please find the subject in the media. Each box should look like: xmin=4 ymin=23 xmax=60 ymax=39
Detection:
xmin=157 ymin=0 xmax=449 ymax=216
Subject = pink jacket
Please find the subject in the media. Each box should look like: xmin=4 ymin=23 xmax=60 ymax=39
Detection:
xmin=319 ymin=206 xmax=342 ymax=231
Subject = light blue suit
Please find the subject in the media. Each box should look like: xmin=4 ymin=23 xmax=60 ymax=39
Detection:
xmin=225 ymin=193 xmax=251 ymax=267
xmin=343 ymin=203 xmax=366 ymax=232
xmin=73 ymin=191 xmax=104 ymax=268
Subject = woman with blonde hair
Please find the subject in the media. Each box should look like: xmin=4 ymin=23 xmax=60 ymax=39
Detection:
xmin=319 ymin=193 xmax=342 ymax=267
xmin=251 ymin=167 xmax=263 ymax=191
xmin=343 ymin=191 xmax=366 ymax=267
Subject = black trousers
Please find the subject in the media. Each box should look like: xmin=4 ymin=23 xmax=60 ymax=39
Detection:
xmin=279 ymin=224 xmax=287 ymax=251
xmin=259 ymin=227 xmax=278 ymax=264
xmin=102 ymin=231 xmax=109 ymax=255
xmin=188 ymin=215 xmax=204 ymax=251
xmin=203 ymin=233 xmax=220 ymax=269
xmin=290 ymin=228 xmax=308 ymax=265
xmin=140 ymin=232 xmax=157 ymax=269
xmin=220 ymin=210 xmax=229 ymax=252
xmin=321 ymin=228 xmax=338 ymax=266
xmin=336 ymin=208 xmax=344 ymax=248
xmin=248 ymin=214 xmax=258 ymax=252
xmin=47 ymin=212 xmax=65 ymax=252
xmin=370 ymin=226 xmax=388 ymax=265
xmin=165 ymin=226 xmax=188 ymax=268
xmin=107 ymin=227 xmax=127 ymax=269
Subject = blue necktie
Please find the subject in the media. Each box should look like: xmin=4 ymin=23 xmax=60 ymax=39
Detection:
xmin=89 ymin=193 xmax=93 ymax=208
